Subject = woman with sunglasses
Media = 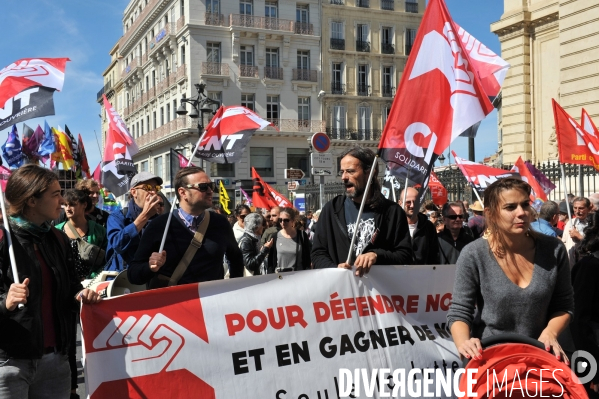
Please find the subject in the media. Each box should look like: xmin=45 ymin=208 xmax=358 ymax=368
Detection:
xmin=233 ymin=205 xmax=251 ymax=243
xmin=267 ymin=207 xmax=311 ymax=273
xmin=437 ymin=201 xmax=474 ymax=264
xmin=448 ymin=178 xmax=573 ymax=364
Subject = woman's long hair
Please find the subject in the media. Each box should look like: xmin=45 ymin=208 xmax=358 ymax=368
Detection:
xmin=5 ymin=164 xmax=59 ymax=216
xmin=483 ymin=178 xmax=538 ymax=264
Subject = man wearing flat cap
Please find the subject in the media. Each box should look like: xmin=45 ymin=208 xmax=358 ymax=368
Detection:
xmin=106 ymin=171 xmax=164 ymax=271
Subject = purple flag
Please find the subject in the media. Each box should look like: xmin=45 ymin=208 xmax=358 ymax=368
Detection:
xmin=240 ymin=187 xmax=252 ymax=206
xmin=525 ymin=161 xmax=556 ymax=196
xmin=22 ymin=123 xmax=43 ymax=162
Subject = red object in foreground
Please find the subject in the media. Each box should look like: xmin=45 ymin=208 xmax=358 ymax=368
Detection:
xmin=460 ymin=343 xmax=588 ymax=399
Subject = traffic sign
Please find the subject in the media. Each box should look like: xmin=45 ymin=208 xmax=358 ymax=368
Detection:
xmin=285 ymin=168 xmax=305 ymax=179
xmin=311 ymin=132 xmax=331 ymax=153
xmin=311 ymin=152 xmax=333 ymax=175
xmin=287 ymin=181 xmax=298 ymax=191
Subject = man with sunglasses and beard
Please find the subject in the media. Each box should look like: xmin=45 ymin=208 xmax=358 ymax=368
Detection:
xmin=128 ymin=167 xmax=244 ymax=286
xmin=437 ymin=201 xmax=474 ymax=264
xmin=106 ymin=172 xmax=164 ymax=271
xmin=311 ymin=147 xmax=413 ymax=276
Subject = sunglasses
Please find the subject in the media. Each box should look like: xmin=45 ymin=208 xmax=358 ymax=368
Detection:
xmin=280 ymin=218 xmax=291 ymax=223
xmin=185 ymin=182 xmax=216 ymax=192
xmin=445 ymin=214 xmax=464 ymax=220
xmin=136 ymin=184 xmax=162 ymax=192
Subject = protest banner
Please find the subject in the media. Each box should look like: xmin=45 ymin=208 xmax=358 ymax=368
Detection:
xmin=82 ymin=266 xmax=460 ymax=398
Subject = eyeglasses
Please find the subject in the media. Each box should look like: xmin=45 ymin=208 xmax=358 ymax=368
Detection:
xmin=185 ymin=182 xmax=216 ymax=192
xmin=445 ymin=214 xmax=464 ymax=220
xmin=135 ymin=184 xmax=162 ymax=192
xmin=280 ymin=218 xmax=291 ymax=223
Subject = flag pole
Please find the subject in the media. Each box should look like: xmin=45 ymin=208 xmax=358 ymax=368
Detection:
xmin=158 ymin=130 xmax=207 ymax=253
xmin=560 ymin=163 xmax=572 ymax=221
xmin=345 ymin=156 xmax=379 ymax=265
xmin=473 ymin=189 xmax=485 ymax=208
xmin=0 ymin=185 xmax=24 ymax=310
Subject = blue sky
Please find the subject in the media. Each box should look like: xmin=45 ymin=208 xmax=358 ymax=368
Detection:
xmin=0 ymin=0 xmax=504 ymax=169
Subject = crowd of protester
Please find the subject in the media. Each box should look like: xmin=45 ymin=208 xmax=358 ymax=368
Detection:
xmin=3 ymin=148 xmax=599 ymax=397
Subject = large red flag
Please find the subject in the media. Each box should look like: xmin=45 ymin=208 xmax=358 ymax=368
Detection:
xmin=453 ymin=152 xmax=520 ymax=194
xmin=378 ymin=0 xmax=494 ymax=205
xmin=251 ymin=167 xmax=292 ymax=210
xmin=553 ymin=99 xmax=599 ymax=169
xmin=429 ymin=171 xmax=447 ymax=206
xmin=511 ymin=156 xmax=547 ymax=201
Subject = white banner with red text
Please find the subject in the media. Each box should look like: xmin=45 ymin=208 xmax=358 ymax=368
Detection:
xmin=81 ymin=266 xmax=460 ymax=399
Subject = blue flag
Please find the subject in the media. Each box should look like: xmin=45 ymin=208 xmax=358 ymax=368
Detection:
xmin=38 ymin=120 xmax=56 ymax=161
xmin=2 ymin=125 xmax=25 ymax=168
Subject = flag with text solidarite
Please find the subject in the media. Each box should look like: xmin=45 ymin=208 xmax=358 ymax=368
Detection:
xmin=0 ymin=58 xmax=69 ymax=129
xmin=453 ymin=152 xmax=520 ymax=194
xmin=194 ymin=106 xmax=275 ymax=164
xmin=251 ymin=167 xmax=292 ymax=210
xmin=511 ymin=156 xmax=548 ymax=202
xmin=553 ymin=99 xmax=599 ymax=170
xmin=102 ymin=94 xmax=138 ymax=197
xmin=2 ymin=125 xmax=24 ymax=168
xmin=219 ymin=180 xmax=231 ymax=215
xmin=378 ymin=0 xmax=494 ymax=206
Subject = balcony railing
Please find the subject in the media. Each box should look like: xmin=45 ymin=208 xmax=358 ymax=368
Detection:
xmin=177 ymin=15 xmax=185 ymax=31
xmin=229 ymin=14 xmax=294 ymax=32
xmin=381 ymin=42 xmax=395 ymax=54
xmin=325 ymin=128 xmax=381 ymax=141
xmin=356 ymin=41 xmax=371 ymax=52
xmin=292 ymin=69 xmax=318 ymax=82
xmin=330 ymin=0 xmax=344 ymax=4
xmin=331 ymin=82 xmax=346 ymax=95
xmin=136 ymin=117 xmax=194 ymax=148
xmin=205 ymin=13 xmax=226 ymax=26
xmin=357 ymin=84 xmax=371 ymax=96
xmin=122 ymin=57 xmax=140 ymax=77
xmin=295 ymin=22 xmax=314 ymax=35
xmin=357 ymin=0 xmax=369 ymax=7
xmin=264 ymin=67 xmax=283 ymax=80
xmin=382 ymin=85 xmax=395 ymax=97
xmin=330 ymin=38 xmax=345 ymax=50
xmin=240 ymin=65 xmax=259 ymax=78
xmin=381 ymin=0 xmax=394 ymax=10
xmin=120 ymin=0 xmax=160 ymax=49
xmin=176 ymin=64 xmax=187 ymax=81
xmin=265 ymin=119 xmax=326 ymax=133
xmin=202 ymin=62 xmax=230 ymax=76
xmin=405 ymin=1 xmax=418 ymax=13
xmin=97 ymin=87 xmax=104 ymax=102
xmin=405 ymin=44 xmax=413 ymax=55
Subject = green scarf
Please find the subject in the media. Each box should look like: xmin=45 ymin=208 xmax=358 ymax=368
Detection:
xmin=9 ymin=215 xmax=52 ymax=239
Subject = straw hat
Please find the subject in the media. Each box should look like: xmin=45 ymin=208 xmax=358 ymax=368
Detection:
xmin=469 ymin=201 xmax=484 ymax=212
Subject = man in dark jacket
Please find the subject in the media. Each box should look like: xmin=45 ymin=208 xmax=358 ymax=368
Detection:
xmin=438 ymin=201 xmax=474 ymax=264
xmin=398 ymin=187 xmax=439 ymax=264
xmin=312 ymin=147 xmax=413 ymax=276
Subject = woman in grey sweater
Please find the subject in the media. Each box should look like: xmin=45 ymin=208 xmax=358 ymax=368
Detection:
xmin=447 ymin=178 xmax=574 ymax=364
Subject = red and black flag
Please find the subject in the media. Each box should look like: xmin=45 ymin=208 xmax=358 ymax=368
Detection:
xmin=251 ymin=167 xmax=292 ymax=210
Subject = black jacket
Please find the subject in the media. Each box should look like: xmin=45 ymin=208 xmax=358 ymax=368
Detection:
xmin=312 ymin=195 xmax=413 ymax=268
xmin=267 ymin=229 xmax=312 ymax=273
xmin=437 ymin=227 xmax=474 ymax=264
xmin=412 ymin=213 xmax=440 ymax=265
xmin=238 ymin=233 xmax=269 ymax=275
xmin=0 ymin=223 xmax=82 ymax=359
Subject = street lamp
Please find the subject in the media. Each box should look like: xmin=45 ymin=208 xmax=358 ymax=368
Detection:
xmin=176 ymin=83 xmax=221 ymax=134
xmin=438 ymin=153 xmax=446 ymax=166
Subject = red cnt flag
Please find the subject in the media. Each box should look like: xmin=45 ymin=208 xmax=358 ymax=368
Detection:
xmin=251 ymin=167 xmax=292 ymax=210
xmin=429 ymin=171 xmax=447 ymax=206
xmin=453 ymin=151 xmax=520 ymax=194
xmin=511 ymin=156 xmax=547 ymax=202
xmin=378 ymin=0 xmax=494 ymax=205
xmin=553 ymin=99 xmax=599 ymax=169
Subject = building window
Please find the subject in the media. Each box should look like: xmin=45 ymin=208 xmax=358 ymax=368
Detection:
xmin=357 ymin=64 xmax=369 ymax=96
xmin=180 ymin=45 xmax=186 ymax=65
xmin=358 ymin=106 xmax=371 ymax=139
xmin=240 ymin=0 xmax=252 ymax=14
xmin=173 ymin=100 xmax=178 ymax=120
xmin=146 ymin=115 xmax=150 ymax=132
xmin=405 ymin=0 xmax=418 ymax=13
xmin=267 ymin=95 xmax=279 ymax=125
xmin=287 ymin=148 xmax=310 ymax=177
xmin=154 ymin=156 xmax=163 ymax=180
xmin=331 ymin=105 xmax=346 ymax=139
xmin=381 ymin=27 xmax=394 ymax=54
xmin=296 ymin=4 xmax=309 ymax=23
xmin=140 ymin=119 xmax=144 ymax=135
xmin=406 ymin=29 xmax=416 ymax=55
xmin=153 ymin=111 xmax=157 ymax=129
xmin=297 ymin=50 xmax=310 ymax=70
xmin=357 ymin=24 xmax=370 ymax=52
xmin=207 ymin=0 xmax=219 ymax=13
xmin=165 ymin=153 xmax=171 ymax=181
xmin=207 ymin=42 xmax=221 ymax=63
xmin=160 ymin=107 xmax=164 ymax=125
xmin=241 ymin=94 xmax=255 ymax=111
xmin=240 ymin=45 xmax=254 ymax=66
xmin=207 ymin=91 xmax=222 ymax=112
xmin=250 ymin=147 xmax=273 ymax=177
xmin=265 ymin=1 xmax=277 ymax=17
xmin=166 ymin=104 xmax=171 ymax=123
xmin=152 ymin=70 xmax=156 ymax=87
xmin=382 ymin=105 xmax=391 ymax=128
xmin=331 ymin=63 xmax=344 ymax=94
xmin=331 ymin=21 xmax=344 ymax=50
xmin=298 ymin=97 xmax=310 ymax=128
xmin=145 ymin=76 xmax=149 ymax=91
xmin=136 ymin=122 xmax=140 ymax=138
xmin=180 ymin=0 xmax=185 ymax=15
xmin=211 ymin=163 xmax=235 ymax=177
xmin=141 ymin=160 xmax=149 ymax=172
xmin=382 ymin=66 xmax=393 ymax=97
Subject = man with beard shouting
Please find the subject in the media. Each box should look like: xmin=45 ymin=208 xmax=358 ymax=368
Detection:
xmin=311 ymin=147 xmax=413 ymax=276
